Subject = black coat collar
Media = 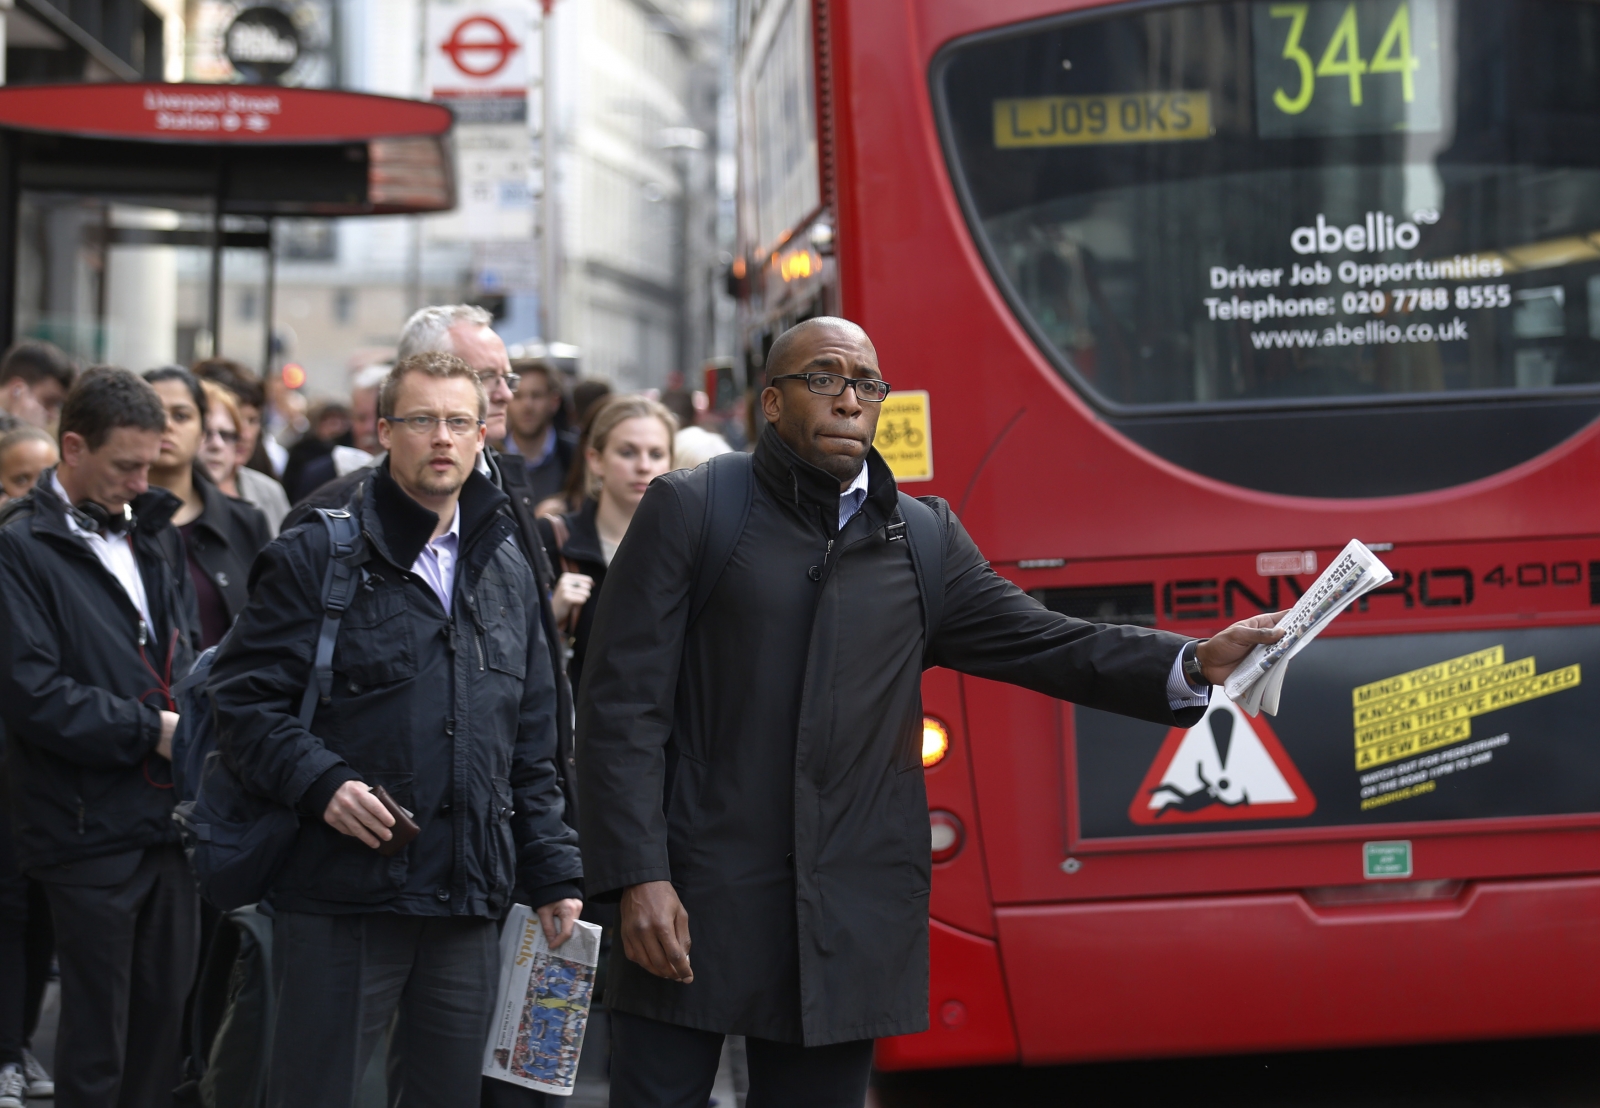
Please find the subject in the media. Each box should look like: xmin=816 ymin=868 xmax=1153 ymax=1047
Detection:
xmin=554 ymin=498 xmax=605 ymax=567
xmin=187 ymin=465 xmax=238 ymax=543
xmin=362 ymin=459 xmax=508 ymax=572
xmin=29 ymin=465 xmax=182 ymax=544
xmin=752 ymin=423 xmax=899 ymax=531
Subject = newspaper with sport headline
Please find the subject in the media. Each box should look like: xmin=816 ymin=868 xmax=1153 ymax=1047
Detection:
xmin=1223 ymin=539 xmax=1393 ymax=717
xmin=483 ymin=907 xmax=602 ymax=1096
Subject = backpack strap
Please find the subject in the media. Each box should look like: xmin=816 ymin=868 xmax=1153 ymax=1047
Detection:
xmin=897 ymin=492 xmax=945 ymax=650
xmin=688 ymin=451 xmax=754 ymax=628
xmin=295 ymin=507 xmax=367 ymax=727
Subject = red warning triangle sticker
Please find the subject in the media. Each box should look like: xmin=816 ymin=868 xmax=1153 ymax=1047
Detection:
xmin=1128 ymin=695 xmax=1316 ymax=825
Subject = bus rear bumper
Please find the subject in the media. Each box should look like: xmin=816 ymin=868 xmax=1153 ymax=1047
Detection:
xmin=993 ymin=876 xmax=1600 ymax=1064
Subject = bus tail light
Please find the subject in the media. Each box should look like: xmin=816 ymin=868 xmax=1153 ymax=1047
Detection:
xmin=922 ymin=716 xmax=950 ymax=767
xmin=930 ymin=810 xmax=964 ymax=863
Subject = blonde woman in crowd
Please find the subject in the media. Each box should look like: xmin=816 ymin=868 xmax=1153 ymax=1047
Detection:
xmin=200 ymin=379 xmax=288 ymax=538
xmin=536 ymin=395 xmax=677 ymax=693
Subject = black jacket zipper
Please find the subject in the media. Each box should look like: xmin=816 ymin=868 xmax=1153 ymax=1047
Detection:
xmin=466 ymin=597 xmax=487 ymax=672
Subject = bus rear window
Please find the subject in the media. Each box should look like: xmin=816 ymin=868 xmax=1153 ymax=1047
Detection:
xmin=935 ymin=0 xmax=1600 ymax=411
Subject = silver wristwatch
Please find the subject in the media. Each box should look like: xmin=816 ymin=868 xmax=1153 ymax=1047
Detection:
xmin=1183 ymin=639 xmax=1209 ymax=689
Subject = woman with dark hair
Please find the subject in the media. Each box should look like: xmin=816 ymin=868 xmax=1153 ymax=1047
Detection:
xmin=143 ymin=367 xmax=271 ymax=650
xmin=537 ymin=394 xmax=676 ymax=692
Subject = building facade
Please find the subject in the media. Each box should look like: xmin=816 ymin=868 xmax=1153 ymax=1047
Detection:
xmin=0 ymin=0 xmax=733 ymax=399
xmin=280 ymin=0 xmax=734 ymax=395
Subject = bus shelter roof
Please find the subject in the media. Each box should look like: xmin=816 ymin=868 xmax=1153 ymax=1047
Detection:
xmin=0 ymin=83 xmax=456 ymax=216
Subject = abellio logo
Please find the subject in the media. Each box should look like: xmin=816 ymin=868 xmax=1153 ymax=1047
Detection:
xmin=1290 ymin=210 xmax=1439 ymax=256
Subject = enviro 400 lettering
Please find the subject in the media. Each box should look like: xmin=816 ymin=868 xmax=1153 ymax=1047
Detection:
xmin=1351 ymin=646 xmax=1580 ymax=769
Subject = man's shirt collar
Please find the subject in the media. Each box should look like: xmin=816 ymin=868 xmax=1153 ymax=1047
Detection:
xmin=501 ymin=425 xmax=557 ymax=466
xmin=838 ymin=463 xmax=870 ymax=530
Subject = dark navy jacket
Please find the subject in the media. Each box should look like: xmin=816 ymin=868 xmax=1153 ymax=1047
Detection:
xmin=210 ymin=462 xmax=580 ymax=916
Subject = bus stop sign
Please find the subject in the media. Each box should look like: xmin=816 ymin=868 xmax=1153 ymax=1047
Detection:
xmin=0 ymin=83 xmax=451 ymax=145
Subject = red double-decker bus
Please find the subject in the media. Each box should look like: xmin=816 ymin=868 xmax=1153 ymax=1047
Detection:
xmin=733 ymin=0 xmax=1600 ymax=1069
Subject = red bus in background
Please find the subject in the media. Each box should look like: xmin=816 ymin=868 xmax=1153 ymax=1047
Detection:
xmin=733 ymin=0 xmax=1600 ymax=1069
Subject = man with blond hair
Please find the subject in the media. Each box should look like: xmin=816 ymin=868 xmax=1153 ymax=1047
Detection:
xmin=210 ymin=352 xmax=581 ymax=1108
xmin=289 ymin=305 xmax=580 ymax=837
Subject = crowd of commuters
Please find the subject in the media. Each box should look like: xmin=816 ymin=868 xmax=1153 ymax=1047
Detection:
xmin=0 ymin=308 xmax=1277 ymax=1108
xmin=0 ymin=311 xmax=732 ymax=1108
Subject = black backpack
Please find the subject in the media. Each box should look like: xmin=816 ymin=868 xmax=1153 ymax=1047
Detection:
xmin=172 ymin=507 xmax=368 ymax=911
xmin=178 ymin=903 xmax=387 ymax=1108
xmin=688 ymin=451 xmax=945 ymax=642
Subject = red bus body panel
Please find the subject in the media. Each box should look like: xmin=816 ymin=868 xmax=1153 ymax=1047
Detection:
xmin=996 ymin=878 xmax=1600 ymax=1063
xmin=826 ymin=0 xmax=1600 ymax=1067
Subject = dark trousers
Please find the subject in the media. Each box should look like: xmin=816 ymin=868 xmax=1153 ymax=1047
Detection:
xmin=269 ymin=911 xmax=499 ymax=1108
xmin=41 ymin=844 xmax=199 ymax=1108
xmin=0 ymin=814 xmax=53 ymax=1068
xmin=608 ymin=1010 xmax=873 ymax=1108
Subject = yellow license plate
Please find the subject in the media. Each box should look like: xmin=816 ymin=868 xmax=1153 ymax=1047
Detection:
xmin=993 ymin=92 xmax=1212 ymax=148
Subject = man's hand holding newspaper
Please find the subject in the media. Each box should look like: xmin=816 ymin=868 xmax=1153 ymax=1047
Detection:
xmin=1220 ymin=539 xmax=1394 ymax=716
xmin=1196 ymin=611 xmax=1290 ymax=686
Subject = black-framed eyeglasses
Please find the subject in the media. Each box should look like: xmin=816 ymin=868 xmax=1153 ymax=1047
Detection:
xmin=477 ymin=370 xmax=522 ymax=391
xmin=769 ymin=372 xmax=892 ymax=403
xmin=384 ymin=415 xmax=486 ymax=436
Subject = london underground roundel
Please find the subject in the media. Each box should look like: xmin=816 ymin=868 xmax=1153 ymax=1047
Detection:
xmin=440 ymin=15 xmax=521 ymax=79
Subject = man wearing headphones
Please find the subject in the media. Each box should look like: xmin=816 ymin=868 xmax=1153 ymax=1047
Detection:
xmin=0 ymin=367 xmax=201 ymax=1108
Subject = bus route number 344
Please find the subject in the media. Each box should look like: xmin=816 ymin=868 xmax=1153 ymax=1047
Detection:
xmin=1254 ymin=0 xmax=1444 ymax=138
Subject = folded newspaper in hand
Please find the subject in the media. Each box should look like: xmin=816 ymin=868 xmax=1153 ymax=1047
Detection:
xmin=483 ymin=906 xmax=602 ymax=1096
xmin=1223 ymin=539 xmax=1393 ymax=717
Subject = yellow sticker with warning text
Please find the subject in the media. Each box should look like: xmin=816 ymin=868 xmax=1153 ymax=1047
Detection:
xmin=876 ymin=390 xmax=932 ymax=483
xmin=1352 ymin=645 xmax=1581 ymax=769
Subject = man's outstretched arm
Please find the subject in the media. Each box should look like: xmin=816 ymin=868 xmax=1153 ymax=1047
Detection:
xmin=926 ymin=504 xmax=1281 ymax=725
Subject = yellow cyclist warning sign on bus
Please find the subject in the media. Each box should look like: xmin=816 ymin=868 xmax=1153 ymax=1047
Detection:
xmin=875 ymin=390 xmax=932 ymax=482
xmin=993 ymin=92 xmax=1211 ymax=148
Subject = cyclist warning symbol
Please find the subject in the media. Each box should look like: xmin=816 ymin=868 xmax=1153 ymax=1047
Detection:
xmin=876 ymin=390 xmax=932 ymax=482
xmin=1128 ymin=695 xmax=1316 ymax=824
